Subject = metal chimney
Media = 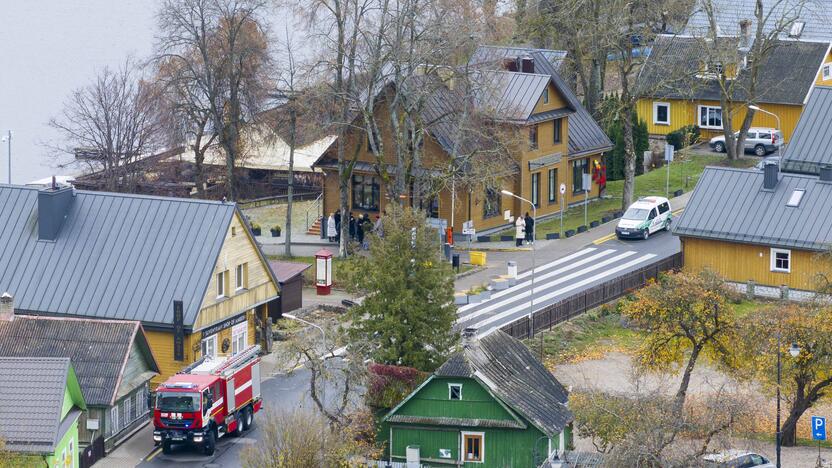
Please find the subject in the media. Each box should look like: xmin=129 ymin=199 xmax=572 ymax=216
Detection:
xmin=0 ymin=292 xmax=13 ymax=322
xmin=519 ymin=57 xmax=535 ymax=73
xmin=461 ymin=327 xmax=478 ymax=348
xmin=820 ymin=165 xmax=832 ymax=183
xmin=763 ymin=161 xmax=779 ymax=190
xmin=38 ymin=183 xmax=75 ymax=241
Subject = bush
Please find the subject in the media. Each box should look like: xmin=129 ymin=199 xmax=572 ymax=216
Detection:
xmin=365 ymin=363 xmax=427 ymax=410
xmin=599 ymin=94 xmax=648 ymax=180
xmin=666 ymin=125 xmax=700 ymax=150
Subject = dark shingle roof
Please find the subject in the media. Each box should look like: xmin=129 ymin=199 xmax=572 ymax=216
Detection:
xmin=683 ymin=0 xmax=832 ymax=42
xmin=0 ymin=357 xmax=80 ymax=453
xmin=673 ymin=166 xmax=832 ymax=250
xmin=0 ymin=316 xmax=158 ymax=406
xmin=435 ymin=330 xmax=573 ymax=436
xmin=0 ymin=186 xmax=238 ymax=328
xmin=637 ymin=35 xmax=829 ymax=105
xmin=782 ymin=86 xmax=832 ymax=174
xmin=470 ymin=45 xmax=568 ymax=73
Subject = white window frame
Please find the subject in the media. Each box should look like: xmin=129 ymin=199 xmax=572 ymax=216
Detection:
xmin=697 ymin=105 xmax=723 ymax=129
xmin=771 ymin=248 xmax=791 ymax=273
xmin=448 ymin=383 xmax=463 ymax=400
xmin=235 ymin=263 xmax=246 ymax=291
xmin=653 ymin=102 xmax=670 ymax=125
xmin=231 ymin=322 xmax=248 ymax=355
xmin=216 ymin=271 xmax=226 ymax=298
xmin=823 ymin=63 xmax=832 ymax=81
xmin=461 ymin=431 xmax=485 ymax=463
xmin=542 ymin=88 xmax=549 ymax=104
xmin=110 ymin=405 xmax=119 ymax=436
xmin=201 ymin=334 xmax=218 ymax=359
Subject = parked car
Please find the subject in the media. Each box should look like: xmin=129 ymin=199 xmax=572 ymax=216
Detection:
xmin=615 ymin=196 xmax=672 ymax=240
xmin=709 ymin=127 xmax=783 ymax=156
xmin=702 ymin=450 xmax=774 ymax=467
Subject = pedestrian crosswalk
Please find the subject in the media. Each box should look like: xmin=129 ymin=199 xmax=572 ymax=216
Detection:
xmin=456 ymin=247 xmax=659 ymax=336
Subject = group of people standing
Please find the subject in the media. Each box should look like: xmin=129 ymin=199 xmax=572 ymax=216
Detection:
xmin=514 ymin=212 xmax=535 ymax=247
xmin=326 ymin=211 xmax=383 ymax=250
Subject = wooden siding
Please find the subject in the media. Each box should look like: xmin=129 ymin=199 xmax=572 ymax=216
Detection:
xmin=396 ymin=377 xmax=518 ymax=421
xmin=813 ymin=48 xmax=832 ymax=86
xmin=681 ymin=237 xmax=829 ymax=290
xmin=195 ymin=210 xmax=278 ymax=330
xmin=532 ymin=82 xmax=568 ymax=113
xmin=636 ymin=99 xmax=804 ymax=142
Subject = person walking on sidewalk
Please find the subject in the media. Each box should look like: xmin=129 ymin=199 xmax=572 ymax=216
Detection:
xmin=326 ymin=212 xmax=337 ymax=242
xmin=334 ymin=211 xmax=342 ymax=243
xmin=515 ymin=215 xmax=525 ymax=247
xmin=348 ymin=213 xmax=356 ymax=241
xmin=524 ymin=212 xmax=534 ymax=245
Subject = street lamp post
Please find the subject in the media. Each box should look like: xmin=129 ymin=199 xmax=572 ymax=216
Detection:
xmin=748 ymin=105 xmax=782 ymax=164
xmin=501 ymin=190 xmax=538 ymax=352
xmin=775 ymin=327 xmax=801 ymax=468
xmin=1 ymin=131 xmax=10 ymax=184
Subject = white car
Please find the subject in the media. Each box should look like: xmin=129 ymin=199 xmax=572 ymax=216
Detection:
xmin=709 ymin=127 xmax=783 ymax=156
xmin=615 ymin=196 xmax=672 ymax=240
xmin=702 ymin=450 xmax=774 ymax=467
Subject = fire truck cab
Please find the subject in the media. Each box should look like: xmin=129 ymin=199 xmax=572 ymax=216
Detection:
xmin=153 ymin=345 xmax=262 ymax=455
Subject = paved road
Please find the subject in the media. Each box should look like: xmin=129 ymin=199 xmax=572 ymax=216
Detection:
xmin=456 ymin=228 xmax=680 ymax=335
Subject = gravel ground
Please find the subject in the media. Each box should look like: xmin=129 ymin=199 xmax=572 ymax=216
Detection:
xmin=555 ymin=352 xmax=831 ymax=467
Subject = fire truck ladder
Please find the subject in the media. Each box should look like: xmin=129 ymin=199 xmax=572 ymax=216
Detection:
xmin=213 ymin=345 xmax=261 ymax=378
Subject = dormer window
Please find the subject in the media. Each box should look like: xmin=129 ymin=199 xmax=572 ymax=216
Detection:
xmin=542 ymin=88 xmax=549 ymax=104
xmin=709 ymin=62 xmax=723 ymax=75
xmin=789 ymin=21 xmax=805 ymax=38
xmin=449 ymin=383 xmax=462 ymax=400
xmin=786 ymin=189 xmax=805 ymax=207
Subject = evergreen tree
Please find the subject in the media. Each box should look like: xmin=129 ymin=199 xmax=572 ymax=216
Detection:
xmin=343 ymin=204 xmax=457 ymax=371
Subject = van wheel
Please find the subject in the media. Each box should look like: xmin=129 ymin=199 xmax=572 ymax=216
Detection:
xmin=713 ymin=142 xmax=725 ymax=153
xmin=664 ymin=218 xmax=672 ymax=231
xmin=642 ymin=230 xmax=649 ymax=240
xmin=754 ymin=144 xmax=766 ymax=156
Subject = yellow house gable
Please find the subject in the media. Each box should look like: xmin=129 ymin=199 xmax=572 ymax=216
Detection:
xmin=193 ymin=210 xmax=279 ymax=331
xmin=532 ymin=81 xmax=567 ymax=114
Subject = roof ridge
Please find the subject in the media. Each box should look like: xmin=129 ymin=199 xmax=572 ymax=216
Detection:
xmin=0 ymin=184 xmax=236 ymax=207
xmin=15 ymin=314 xmax=140 ymax=326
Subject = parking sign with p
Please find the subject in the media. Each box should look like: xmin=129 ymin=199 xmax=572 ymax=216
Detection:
xmin=812 ymin=416 xmax=826 ymax=441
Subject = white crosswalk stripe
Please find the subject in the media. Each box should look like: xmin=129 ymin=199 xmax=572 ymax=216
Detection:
xmin=456 ymin=247 xmax=610 ymax=314
xmin=475 ymin=253 xmax=657 ymax=335
xmin=457 ymin=249 xmax=635 ymax=324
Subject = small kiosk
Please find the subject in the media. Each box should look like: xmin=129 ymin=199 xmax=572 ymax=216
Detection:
xmin=315 ymin=248 xmax=333 ymax=295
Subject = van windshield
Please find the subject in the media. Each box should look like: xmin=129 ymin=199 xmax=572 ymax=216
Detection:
xmin=623 ymin=207 xmax=650 ymax=220
xmin=156 ymin=392 xmax=200 ymax=412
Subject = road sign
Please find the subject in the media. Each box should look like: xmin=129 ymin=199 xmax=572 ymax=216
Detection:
xmin=560 ymin=183 xmax=566 ymax=195
xmin=665 ymin=144 xmax=675 ymax=162
xmin=582 ymin=174 xmax=592 ymax=191
xmin=463 ymin=220 xmax=473 ymax=231
xmin=504 ymin=210 xmax=512 ymax=221
xmin=463 ymin=227 xmax=476 ymax=236
xmin=812 ymin=416 xmax=826 ymax=441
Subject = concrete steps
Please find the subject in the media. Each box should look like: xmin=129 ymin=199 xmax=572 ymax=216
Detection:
xmin=307 ymin=217 xmax=321 ymax=236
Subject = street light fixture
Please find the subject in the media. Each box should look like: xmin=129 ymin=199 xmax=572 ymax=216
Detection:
xmin=748 ymin=105 xmax=782 ymax=164
xmin=775 ymin=332 xmax=801 ymax=468
xmin=500 ymin=190 xmax=538 ymax=354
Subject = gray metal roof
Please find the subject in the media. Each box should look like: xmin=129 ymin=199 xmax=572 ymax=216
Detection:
xmin=782 ymin=86 xmax=832 ymax=174
xmin=386 ymin=414 xmax=526 ymax=429
xmin=0 ymin=185 xmax=237 ymax=328
xmin=470 ymin=45 xmax=568 ymax=73
xmin=683 ymin=0 xmax=832 ymax=42
xmin=637 ymin=35 xmax=829 ymax=105
xmin=0 ymin=316 xmax=158 ymax=406
xmin=473 ymin=70 xmax=552 ymax=122
xmin=434 ymin=330 xmax=573 ymax=436
xmin=0 ymin=357 xmax=78 ymax=453
xmin=673 ymin=166 xmax=832 ymax=250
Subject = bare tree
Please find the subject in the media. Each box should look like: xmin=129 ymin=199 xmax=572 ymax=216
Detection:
xmin=698 ymin=0 xmax=803 ymax=160
xmin=156 ymin=0 xmax=271 ymax=200
xmin=49 ymin=60 xmax=165 ymax=192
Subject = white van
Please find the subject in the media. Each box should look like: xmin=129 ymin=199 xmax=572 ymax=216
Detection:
xmin=615 ymin=196 xmax=672 ymax=240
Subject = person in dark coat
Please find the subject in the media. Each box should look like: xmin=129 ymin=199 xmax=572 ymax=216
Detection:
xmin=524 ymin=212 xmax=534 ymax=245
xmin=356 ymin=213 xmax=366 ymax=246
xmin=333 ymin=211 xmax=342 ymax=243
xmin=348 ymin=213 xmax=356 ymax=240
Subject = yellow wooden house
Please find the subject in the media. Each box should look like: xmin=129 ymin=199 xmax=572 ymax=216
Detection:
xmin=0 ymin=184 xmax=280 ymax=387
xmin=636 ymin=35 xmax=831 ymax=142
xmin=672 ymin=164 xmax=832 ymax=292
xmin=313 ymin=46 xmax=612 ymax=235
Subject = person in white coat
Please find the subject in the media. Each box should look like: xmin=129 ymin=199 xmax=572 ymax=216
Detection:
xmin=326 ymin=213 xmax=337 ymax=242
xmin=515 ymin=215 xmax=525 ymax=247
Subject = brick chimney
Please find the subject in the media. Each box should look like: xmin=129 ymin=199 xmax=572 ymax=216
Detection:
xmin=0 ymin=292 xmax=14 ymax=322
xmin=461 ymin=327 xmax=478 ymax=349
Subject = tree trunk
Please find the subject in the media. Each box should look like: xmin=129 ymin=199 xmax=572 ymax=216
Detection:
xmin=674 ymin=344 xmax=702 ymax=419
xmin=285 ymin=103 xmax=296 ymax=257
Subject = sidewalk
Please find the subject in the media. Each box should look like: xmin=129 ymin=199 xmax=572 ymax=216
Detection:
xmin=454 ymin=191 xmax=692 ymax=292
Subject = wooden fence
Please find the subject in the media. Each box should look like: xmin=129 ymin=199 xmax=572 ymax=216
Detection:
xmin=500 ymin=252 xmax=684 ymax=339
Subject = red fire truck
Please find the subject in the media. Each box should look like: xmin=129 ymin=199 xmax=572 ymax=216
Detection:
xmin=152 ymin=345 xmax=263 ymax=455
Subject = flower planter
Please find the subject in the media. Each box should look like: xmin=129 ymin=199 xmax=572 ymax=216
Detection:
xmin=601 ymin=215 xmax=612 ymax=223
xmin=251 ymin=227 xmax=262 ymax=236
xmin=271 ymin=229 xmax=281 ymax=237
xmin=565 ymin=229 xmax=576 ymax=238
xmin=546 ymin=233 xmax=560 ymax=240
xmin=577 ymin=225 xmax=587 ymax=233
xmin=590 ymin=220 xmax=600 ymax=228
xmin=500 ymin=235 xmax=514 ymax=242
xmin=673 ymin=189 xmax=684 ymax=197
xmin=477 ymin=235 xmax=491 ymax=242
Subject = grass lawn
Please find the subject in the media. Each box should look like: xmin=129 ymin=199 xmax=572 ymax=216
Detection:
xmin=518 ymin=153 xmax=758 ymax=237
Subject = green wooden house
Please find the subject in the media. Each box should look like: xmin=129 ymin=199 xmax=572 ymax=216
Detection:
xmin=0 ymin=357 xmax=87 ymax=467
xmin=382 ymin=328 xmax=573 ymax=467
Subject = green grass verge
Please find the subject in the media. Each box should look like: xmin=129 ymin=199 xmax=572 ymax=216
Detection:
xmin=509 ymin=153 xmax=757 ymax=237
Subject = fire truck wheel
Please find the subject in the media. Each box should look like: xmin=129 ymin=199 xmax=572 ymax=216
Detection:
xmin=203 ymin=429 xmax=216 ymax=456
xmin=231 ymin=413 xmax=243 ymax=437
xmin=242 ymin=407 xmax=253 ymax=431
xmin=162 ymin=441 xmax=173 ymax=455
